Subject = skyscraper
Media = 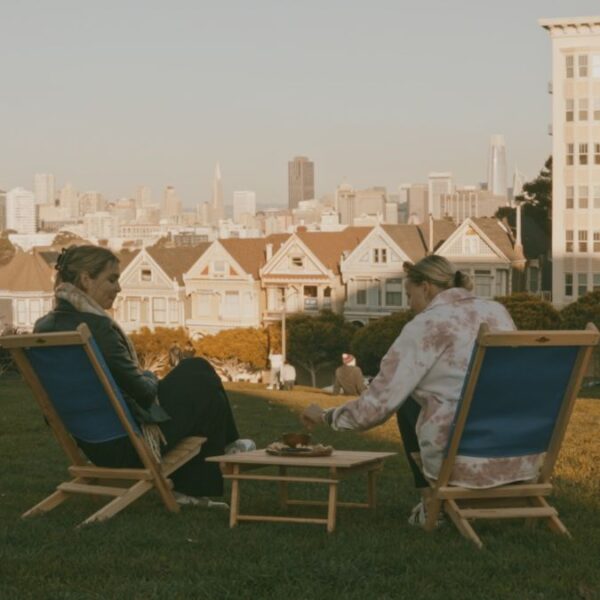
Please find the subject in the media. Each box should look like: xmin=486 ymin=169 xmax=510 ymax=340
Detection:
xmin=487 ymin=134 xmax=508 ymax=197
xmin=6 ymin=187 xmax=36 ymax=233
xmin=427 ymin=172 xmax=453 ymax=218
xmin=540 ymin=16 xmax=600 ymax=304
xmin=233 ymin=191 xmax=256 ymax=223
xmin=288 ymin=156 xmax=314 ymax=210
xmin=211 ymin=162 xmax=224 ymax=224
xmin=34 ymin=173 xmax=55 ymax=206
xmin=162 ymin=186 xmax=182 ymax=218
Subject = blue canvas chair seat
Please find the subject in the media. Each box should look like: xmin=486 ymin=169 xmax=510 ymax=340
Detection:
xmin=1 ymin=323 xmax=205 ymax=526
xmin=413 ymin=323 xmax=599 ymax=548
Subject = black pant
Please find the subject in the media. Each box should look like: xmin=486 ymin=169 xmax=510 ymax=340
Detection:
xmin=396 ymin=397 xmax=429 ymax=489
xmin=77 ymin=358 xmax=240 ymax=497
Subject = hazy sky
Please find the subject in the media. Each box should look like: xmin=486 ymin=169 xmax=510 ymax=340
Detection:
xmin=1 ymin=1 xmax=599 ymax=208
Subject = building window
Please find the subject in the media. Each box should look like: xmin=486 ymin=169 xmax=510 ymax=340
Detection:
xmin=565 ymin=272 xmax=573 ymax=296
xmin=16 ymin=300 xmax=27 ymax=325
xmin=595 ymin=98 xmax=600 ymax=120
xmin=594 ymin=231 xmax=600 ymax=252
xmin=528 ymin=267 xmax=539 ymax=293
xmin=385 ymin=278 xmax=403 ymax=306
xmin=290 ymin=256 xmax=303 ymax=268
xmin=579 ymin=98 xmax=589 ymax=121
xmin=594 ymin=186 xmax=600 ymax=209
xmin=578 ymin=273 xmax=588 ymax=296
xmin=356 ymin=280 xmax=367 ymax=305
xmin=223 ymin=291 xmax=240 ymax=315
xmin=566 ymin=99 xmax=574 ymax=122
xmin=152 ymin=297 xmax=166 ymax=322
xmin=594 ymin=273 xmax=600 ymax=290
xmin=593 ymin=54 xmax=600 ymax=78
xmin=213 ymin=260 xmax=225 ymax=276
xmin=566 ymin=144 xmax=574 ymax=166
xmin=579 ymin=143 xmax=588 ymax=165
xmin=29 ymin=300 xmax=41 ymax=323
xmin=566 ymin=55 xmax=574 ymax=78
xmin=323 ymin=286 xmax=332 ymax=309
xmin=579 ymin=186 xmax=589 ymax=209
xmin=169 ymin=299 xmax=178 ymax=322
xmin=578 ymin=230 xmax=588 ymax=253
xmin=579 ymin=54 xmax=589 ymax=77
xmin=128 ymin=299 xmax=140 ymax=321
xmin=566 ymin=186 xmax=574 ymax=209
xmin=373 ymin=248 xmax=387 ymax=264
xmin=197 ymin=292 xmax=211 ymax=316
xmin=304 ymin=286 xmax=318 ymax=310
xmin=566 ymin=230 xmax=574 ymax=253
xmin=141 ymin=268 xmax=151 ymax=282
xmin=474 ymin=270 xmax=492 ymax=298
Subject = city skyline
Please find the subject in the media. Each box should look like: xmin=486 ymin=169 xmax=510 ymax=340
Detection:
xmin=2 ymin=1 xmax=599 ymax=206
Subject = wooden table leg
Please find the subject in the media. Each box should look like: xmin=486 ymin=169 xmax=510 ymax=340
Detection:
xmin=367 ymin=467 xmax=377 ymax=509
xmin=279 ymin=466 xmax=288 ymax=509
xmin=229 ymin=464 xmax=240 ymax=528
xmin=327 ymin=468 xmax=338 ymax=533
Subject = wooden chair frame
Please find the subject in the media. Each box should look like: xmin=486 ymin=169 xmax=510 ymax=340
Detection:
xmin=417 ymin=323 xmax=599 ymax=549
xmin=1 ymin=323 xmax=205 ymax=526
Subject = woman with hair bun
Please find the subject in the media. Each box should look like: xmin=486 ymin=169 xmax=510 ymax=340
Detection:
xmin=302 ymin=255 xmax=539 ymax=526
xmin=35 ymin=245 xmax=254 ymax=508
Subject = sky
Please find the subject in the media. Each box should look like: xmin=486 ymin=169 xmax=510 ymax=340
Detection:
xmin=1 ymin=0 xmax=599 ymax=208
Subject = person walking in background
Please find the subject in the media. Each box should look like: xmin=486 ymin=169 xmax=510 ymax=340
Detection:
xmin=281 ymin=361 xmax=297 ymax=391
xmin=182 ymin=340 xmax=196 ymax=359
xmin=333 ymin=353 xmax=366 ymax=396
xmin=168 ymin=341 xmax=182 ymax=368
xmin=267 ymin=351 xmax=283 ymax=390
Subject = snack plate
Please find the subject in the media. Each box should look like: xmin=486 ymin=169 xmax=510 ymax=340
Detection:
xmin=265 ymin=442 xmax=333 ymax=457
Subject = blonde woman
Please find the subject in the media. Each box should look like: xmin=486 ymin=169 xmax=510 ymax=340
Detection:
xmin=35 ymin=245 xmax=254 ymax=507
xmin=302 ymin=256 xmax=540 ymax=525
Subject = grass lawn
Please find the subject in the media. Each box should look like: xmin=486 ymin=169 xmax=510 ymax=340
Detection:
xmin=1 ymin=378 xmax=600 ymax=600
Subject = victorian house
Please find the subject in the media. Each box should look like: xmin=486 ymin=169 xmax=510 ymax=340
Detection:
xmin=0 ymin=251 xmax=55 ymax=332
xmin=114 ymin=245 xmax=209 ymax=332
xmin=184 ymin=235 xmax=289 ymax=336
xmin=260 ymin=227 xmax=371 ymax=325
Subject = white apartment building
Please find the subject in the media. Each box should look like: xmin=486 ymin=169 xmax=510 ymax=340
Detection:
xmin=428 ymin=173 xmax=454 ymax=219
xmin=6 ymin=187 xmax=37 ymax=234
xmin=34 ymin=173 xmax=55 ymax=206
xmin=233 ymin=191 xmax=257 ymax=223
xmin=540 ymin=16 xmax=600 ymax=304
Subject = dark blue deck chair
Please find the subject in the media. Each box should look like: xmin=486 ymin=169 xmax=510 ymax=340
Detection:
xmin=1 ymin=323 xmax=205 ymax=526
xmin=416 ymin=323 xmax=599 ymax=548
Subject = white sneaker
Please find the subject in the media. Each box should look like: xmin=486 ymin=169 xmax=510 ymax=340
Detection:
xmin=173 ymin=491 xmax=229 ymax=510
xmin=407 ymin=500 xmax=444 ymax=528
xmin=225 ymin=439 xmax=256 ymax=455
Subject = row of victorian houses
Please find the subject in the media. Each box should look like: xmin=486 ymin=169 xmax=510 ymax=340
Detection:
xmin=0 ymin=217 xmax=534 ymax=335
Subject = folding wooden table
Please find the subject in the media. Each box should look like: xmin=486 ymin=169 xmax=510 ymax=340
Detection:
xmin=207 ymin=449 xmax=396 ymax=533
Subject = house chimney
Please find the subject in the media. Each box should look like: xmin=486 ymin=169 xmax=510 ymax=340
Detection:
xmin=428 ymin=213 xmax=434 ymax=254
xmin=266 ymin=243 xmax=273 ymax=261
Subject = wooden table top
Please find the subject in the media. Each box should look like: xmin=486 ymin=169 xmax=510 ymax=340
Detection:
xmin=207 ymin=449 xmax=396 ymax=469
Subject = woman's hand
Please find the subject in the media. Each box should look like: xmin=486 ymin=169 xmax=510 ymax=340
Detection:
xmin=301 ymin=403 xmax=326 ymax=430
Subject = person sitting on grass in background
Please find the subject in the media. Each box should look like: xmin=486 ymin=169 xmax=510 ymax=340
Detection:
xmin=168 ymin=341 xmax=182 ymax=369
xmin=281 ymin=361 xmax=296 ymax=391
xmin=302 ymin=256 xmax=541 ymax=527
xmin=333 ymin=353 xmax=366 ymax=396
xmin=35 ymin=245 xmax=255 ymax=509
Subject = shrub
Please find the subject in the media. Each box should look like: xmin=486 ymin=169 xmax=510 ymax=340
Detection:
xmin=129 ymin=326 xmax=190 ymax=376
xmin=495 ymin=293 xmax=562 ymax=330
xmin=559 ymin=290 xmax=600 ymax=330
xmin=351 ymin=310 xmax=414 ymax=376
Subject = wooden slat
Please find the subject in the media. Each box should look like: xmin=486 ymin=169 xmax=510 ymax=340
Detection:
xmin=68 ymin=466 xmax=152 ymax=480
xmin=237 ymin=515 xmax=328 ymax=525
xmin=0 ymin=330 xmax=90 ymax=348
xmin=458 ymin=506 xmax=557 ymax=520
xmin=436 ymin=484 xmax=553 ymax=500
xmin=479 ymin=329 xmax=599 ymax=347
xmin=286 ymin=499 xmax=369 ymax=509
xmin=224 ymin=474 xmax=339 ymax=485
xmin=58 ymin=482 xmax=128 ymax=497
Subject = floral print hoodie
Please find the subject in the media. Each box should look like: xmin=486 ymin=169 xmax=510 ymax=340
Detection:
xmin=329 ymin=287 xmax=544 ymax=488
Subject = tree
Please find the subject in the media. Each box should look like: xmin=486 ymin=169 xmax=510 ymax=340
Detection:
xmin=287 ymin=310 xmax=357 ymax=387
xmin=0 ymin=237 xmax=16 ymax=266
xmin=52 ymin=231 xmax=90 ymax=248
xmin=559 ymin=291 xmax=600 ymax=330
xmin=495 ymin=293 xmax=561 ymax=330
xmin=195 ymin=327 xmax=269 ymax=379
xmin=129 ymin=326 xmax=190 ymax=376
xmin=351 ymin=310 xmax=414 ymax=376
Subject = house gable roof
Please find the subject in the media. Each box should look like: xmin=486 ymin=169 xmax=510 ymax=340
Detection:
xmin=0 ymin=251 xmax=54 ymax=293
xmin=380 ymin=224 xmax=428 ymax=262
xmin=145 ymin=245 xmax=211 ymax=284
